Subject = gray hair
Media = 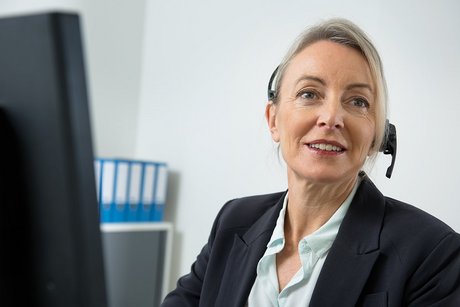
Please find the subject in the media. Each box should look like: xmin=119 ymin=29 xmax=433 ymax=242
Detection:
xmin=270 ymin=18 xmax=388 ymax=158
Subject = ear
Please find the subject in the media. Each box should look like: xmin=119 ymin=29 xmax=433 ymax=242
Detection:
xmin=265 ymin=103 xmax=280 ymax=142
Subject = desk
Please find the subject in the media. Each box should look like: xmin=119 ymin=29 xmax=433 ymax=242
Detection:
xmin=101 ymin=222 xmax=173 ymax=307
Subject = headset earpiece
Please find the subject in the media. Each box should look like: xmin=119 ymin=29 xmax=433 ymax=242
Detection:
xmin=380 ymin=120 xmax=397 ymax=178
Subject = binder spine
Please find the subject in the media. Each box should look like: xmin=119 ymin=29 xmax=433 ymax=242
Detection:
xmin=95 ymin=158 xmax=168 ymax=223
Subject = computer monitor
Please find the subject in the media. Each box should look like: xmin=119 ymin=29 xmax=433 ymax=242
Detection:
xmin=0 ymin=12 xmax=107 ymax=307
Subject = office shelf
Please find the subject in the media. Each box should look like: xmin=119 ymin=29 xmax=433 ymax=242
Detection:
xmin=100 ymin=222 xmax=173 ymax=307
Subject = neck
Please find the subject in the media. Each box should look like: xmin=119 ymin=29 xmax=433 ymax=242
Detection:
xmin=284 ymin=174 xmax=357 ymax=243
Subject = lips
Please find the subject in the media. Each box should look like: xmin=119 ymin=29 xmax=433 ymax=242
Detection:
xmin=309 ymin=143 xmax=343 ymax=152
xmin=306 ymin=140 xmax=346 ymax=153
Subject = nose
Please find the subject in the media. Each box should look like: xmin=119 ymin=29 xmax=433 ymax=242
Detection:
xmin=316 ymin=99 xmax=344 ymax=130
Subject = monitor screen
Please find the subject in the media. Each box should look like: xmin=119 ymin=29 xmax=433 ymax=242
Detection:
xmin=0 ymin=12 xmax=107 ymax=307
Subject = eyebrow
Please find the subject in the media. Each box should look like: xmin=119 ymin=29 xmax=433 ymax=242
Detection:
xmin=345 ymin=83 xmax=373 ymax=93
xmin=296 ymin=75 xmax=326 ymax=86
xmin=296 ymin=75 xmax=374 ymax=93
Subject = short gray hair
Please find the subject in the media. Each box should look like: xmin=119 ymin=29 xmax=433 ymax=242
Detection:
xmin=270 ymin=18 xmax=388 ymax=157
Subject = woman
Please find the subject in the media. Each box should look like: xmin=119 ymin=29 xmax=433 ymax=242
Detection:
xmin=162 ymin=18 xmax=460 ymax=307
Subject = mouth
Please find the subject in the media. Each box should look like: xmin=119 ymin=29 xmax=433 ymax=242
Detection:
xmin=306 ymin=141 xmax=346 ymax=153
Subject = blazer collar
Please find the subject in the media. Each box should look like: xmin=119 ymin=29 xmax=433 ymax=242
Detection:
xmin=241 ymin=190 xmax=287 ymax=246
xmin=309 ymin=176 xmax=386 ymax=307
xmin=214 ymin=191 xmax=286 ymax=307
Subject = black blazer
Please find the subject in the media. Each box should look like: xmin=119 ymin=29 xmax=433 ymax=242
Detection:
xmin=162 ymin=177 xmax=460 ymax=306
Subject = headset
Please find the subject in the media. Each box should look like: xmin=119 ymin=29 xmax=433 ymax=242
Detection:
xmin=267 ymin=67 xmax=397 ymax=178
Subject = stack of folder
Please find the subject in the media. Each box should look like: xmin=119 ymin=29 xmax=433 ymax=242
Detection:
xmin=94 ymin=158 xmax=168 ymax=223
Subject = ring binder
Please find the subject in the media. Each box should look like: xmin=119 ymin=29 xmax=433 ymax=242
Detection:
xmin=95 ymin=158 xmax=168 ymax=223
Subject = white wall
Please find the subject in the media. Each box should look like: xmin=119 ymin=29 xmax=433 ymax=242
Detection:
xmin=79 ymin=0 xmax=147 ymax=158
xmin=137 ymin=0 xmax=460 ymax=291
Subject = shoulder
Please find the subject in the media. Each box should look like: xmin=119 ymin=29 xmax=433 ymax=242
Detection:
xmin=380 ymin=197 xmax=460 ymax=302
xmin=355 ymin=177 xmax=458 ymax=260
xmin=358 ymin=177 xmax=455 ymax=243
xmin=380 ymin=195 xmax=460 ymax=267
xmin=382 ymin=196 xmax=455 ymax=242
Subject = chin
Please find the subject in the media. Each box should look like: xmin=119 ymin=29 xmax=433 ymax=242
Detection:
xmin=293 ymin=167 xmax=358 ymax=185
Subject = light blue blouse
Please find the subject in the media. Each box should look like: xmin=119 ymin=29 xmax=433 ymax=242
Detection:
xmin=247 ymin=179 xmax=361 ymax=307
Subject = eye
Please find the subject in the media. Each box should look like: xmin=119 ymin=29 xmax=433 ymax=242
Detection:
xmin=350 ymin=97 xmax=370 ymax=109
xmin=298 ymin=90 xmax=317 ymax=100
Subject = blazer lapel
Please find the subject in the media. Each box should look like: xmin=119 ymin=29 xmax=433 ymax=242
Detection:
xmin=214 ymin=192 xmax=286 ymax=307
xmin=310 ymin=177 xmax=385 ymax=307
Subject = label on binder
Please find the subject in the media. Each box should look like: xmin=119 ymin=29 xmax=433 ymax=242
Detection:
xmin=111 ymin=161 xmax=129 ymax=222
xmin=115 ymin=162 xmax=129 ymax=207
xmin=141 ymin=164 xmax=156 ymax=221
xmin=127 ymin=162 xmax=142 ymax=221
xmin=153 ymin=165 xmax=168 ymax=221
xmin=100 ymin=160 xmax=115 ymax=222
xmin=101 ymin=160 xmax=115 ymax=207
xmin=155 ymin=165 xmax=168 ymax=204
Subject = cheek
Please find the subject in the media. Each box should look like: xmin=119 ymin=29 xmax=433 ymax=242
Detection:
xmin=278 ymin=110 xmax=312 ymax=140
xmin=348 ymin=115 xmax=375 ymax=155
xmin=361 ymin=123 xmax=376 ymax=154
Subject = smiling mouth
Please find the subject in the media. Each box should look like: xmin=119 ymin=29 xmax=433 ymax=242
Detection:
xmin=308 ymin=143 xmax=345 ymax=152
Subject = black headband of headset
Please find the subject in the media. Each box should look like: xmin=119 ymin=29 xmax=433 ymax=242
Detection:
xmin=267 ymin=66 xmax=397 ymax=178
xmin=267 ymin=66 xmax=279 ymax=101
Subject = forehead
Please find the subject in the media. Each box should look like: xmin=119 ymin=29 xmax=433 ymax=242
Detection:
xmin=283 ymin=40 xmax=373 ymax=87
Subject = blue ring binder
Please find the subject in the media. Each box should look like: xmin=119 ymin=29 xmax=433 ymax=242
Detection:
xmin=95 ymin=158 xmax=168 ymax=223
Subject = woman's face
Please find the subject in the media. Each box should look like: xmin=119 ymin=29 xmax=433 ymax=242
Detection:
xmin=267 ymin=40 xmax=376 ymax=185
